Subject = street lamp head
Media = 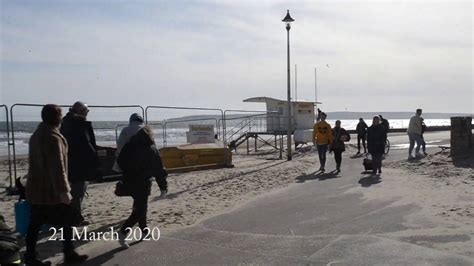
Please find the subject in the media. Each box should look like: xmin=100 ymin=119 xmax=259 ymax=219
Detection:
xmin=282 ymin=10 xmax=294 ymax=30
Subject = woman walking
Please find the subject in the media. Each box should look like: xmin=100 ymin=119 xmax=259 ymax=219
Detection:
xmin=330 ymin=120 xmax=350 ymax=173
xmin=117 ymin=126 xmax=168 ymax=248
xmin=367 ymin=116 xmax=386 ymax=174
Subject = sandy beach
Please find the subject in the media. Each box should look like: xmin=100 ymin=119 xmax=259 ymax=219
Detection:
xmin=0 ymin=131 xmax=472 ymax=261
xmin=0 ymin=149 xmax=316 ymax=234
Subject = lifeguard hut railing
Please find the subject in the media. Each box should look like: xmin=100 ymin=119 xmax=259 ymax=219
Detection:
xmin=222 ymin=110 xmax=295 ymax=158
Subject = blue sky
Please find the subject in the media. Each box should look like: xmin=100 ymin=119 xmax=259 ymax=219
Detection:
xmin=1 ymin=0 xmax=472 ymax=114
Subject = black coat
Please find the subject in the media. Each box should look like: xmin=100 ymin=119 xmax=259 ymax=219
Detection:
xmin=117 ymin=129 xmax=168 ymax=196
xmin=367 ymin=124 xmax=386 ymax=155
xmin=60 ymin=112 xmax=99 ymax=182
xmin=356 ymin=122 xmax=368 ymax=136
xmin=331 ymin=127 xmax=350 ymax=152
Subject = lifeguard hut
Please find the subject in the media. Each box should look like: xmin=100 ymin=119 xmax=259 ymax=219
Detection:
xmin=227 ymin=97 xmax=320 ymax=154
xmin=243 ymin=97 xmax=319 ymax=132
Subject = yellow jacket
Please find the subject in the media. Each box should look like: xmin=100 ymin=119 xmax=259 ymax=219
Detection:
xmin=313 ymin=121 xmax=333 ymax=145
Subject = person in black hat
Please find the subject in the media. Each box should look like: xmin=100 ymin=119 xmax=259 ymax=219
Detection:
xmin=115 ymin=113 xmax=145 ymax=158
xmin=113 ymin=113 xmax=168 ymax=198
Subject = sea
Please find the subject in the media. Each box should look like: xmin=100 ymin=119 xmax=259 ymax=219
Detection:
xmin=0 ymin=118 xmax=451 ymax=156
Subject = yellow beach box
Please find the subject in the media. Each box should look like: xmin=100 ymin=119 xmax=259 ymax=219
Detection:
xmin=159 ymin=143 xmax=233 ymax=172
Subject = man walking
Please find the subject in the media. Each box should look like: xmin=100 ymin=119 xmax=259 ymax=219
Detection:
xmin=367 ymin=116 xmax=386 ymax=174
xmin=25 ymin=104 xmax=88 ymax=265
xmin=312 ymin=112 xmax=332 ymax=173
xmin=356 ymin=118 xmax=368 ymax=154
xmin=60 ymin=101 xmax=99 ymax=225
xmin=407 ymin=109 xmax=424 ymax=159
xmin=113 ymin=113 xmax=168 ymax=198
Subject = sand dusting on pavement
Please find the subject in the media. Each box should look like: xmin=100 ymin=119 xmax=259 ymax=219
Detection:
xmin=345 ymin=149 xmax=474 ymax=257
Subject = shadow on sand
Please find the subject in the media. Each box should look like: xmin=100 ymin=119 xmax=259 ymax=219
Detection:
xmin=295 ymin=170 xmax=340 ymax=183
xmin=151 ymin=160 xmax=286 ymax=202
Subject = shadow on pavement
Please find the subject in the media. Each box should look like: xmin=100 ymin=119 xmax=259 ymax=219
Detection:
xmin=350 ymin=153 xmax=367 ymax=159
xmin=452 ymin=154 xmax=473 ymax=169
xmin=358 ymin=175 xmax=382 ymax=187
xmin=30 ymin=222 xmax=123 ymax=261
xmin=77 ymin=241 xmax=141 ymax=266
xmin=295 ymin=170 xmax=340 ymax=183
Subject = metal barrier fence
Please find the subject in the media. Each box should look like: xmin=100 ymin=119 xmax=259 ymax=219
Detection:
xmin=9 ymin=103 xmax=145 ymax=179
xmin=145 ymin=122 xmax=165 ymax=147
xmin=145 ymin=105 xmax=226 ymax=145
xmin=0 ymin=105 xmax=13 ymax=190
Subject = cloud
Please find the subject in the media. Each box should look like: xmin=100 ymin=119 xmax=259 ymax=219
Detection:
xmin=0 ymin=0 xmax=472 ymax=114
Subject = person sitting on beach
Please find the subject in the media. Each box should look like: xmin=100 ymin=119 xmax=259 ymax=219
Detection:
xmin=60 ymin=101 xmax=99 ymax=225
xmin=25 ymin=104 xmax=88 ymax=265
xmin=116 ymin=126 xmax=168 ymax=248
xmin=407 ymin=109 xmax=424 ymax=159
xmin=312 ymin=112 xmax=332 ymax=173
xmin=329 ymin=120 xmax=350 ymax=173
xmin=367 ymin=116 xmax=386 ymax=175
xmin=356 ymin=118 xmax=368 ymax=154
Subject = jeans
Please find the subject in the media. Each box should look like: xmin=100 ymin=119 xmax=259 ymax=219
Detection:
xmin=70 ymin=180 xmax=87 ymax=218
xmin=25 ymin=204 xmax=74 ymax=259
xmin=357 ymin=134 xmax=366 ymax=153
xmin=317 ymin=144 xmax=328 ymax=169
xmin=408 ymin=133 xmax=423 ymax=156
xmin=121 ymin=194 xmax=148 ymax=233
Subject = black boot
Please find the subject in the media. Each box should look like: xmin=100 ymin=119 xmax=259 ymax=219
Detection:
xmin=64 ymin=249 xmax=88 ymax=264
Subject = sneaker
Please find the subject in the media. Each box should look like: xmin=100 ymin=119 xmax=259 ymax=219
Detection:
xmin=423 ymin=152 xmax=428 ymax=156
xmin=160 ymin=189 xmax=168 ymax=199
xmin=63 ymin=249 xmax=88 ymax=264
xmin=118 ymin=231 xmax=129 ymax=249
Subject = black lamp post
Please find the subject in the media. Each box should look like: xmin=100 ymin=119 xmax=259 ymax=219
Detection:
xmin=282 ymin=10 xmax=294 ymax=161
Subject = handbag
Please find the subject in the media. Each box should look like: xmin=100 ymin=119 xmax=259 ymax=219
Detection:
xmin=114 ymin=181 xmax=131 ymax=197
xmin=363 ymin=154 xmax=373 ymax=171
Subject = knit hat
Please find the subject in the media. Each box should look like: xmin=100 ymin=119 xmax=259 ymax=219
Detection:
xmin=129 ymin=113 xmax=144 ymax=123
